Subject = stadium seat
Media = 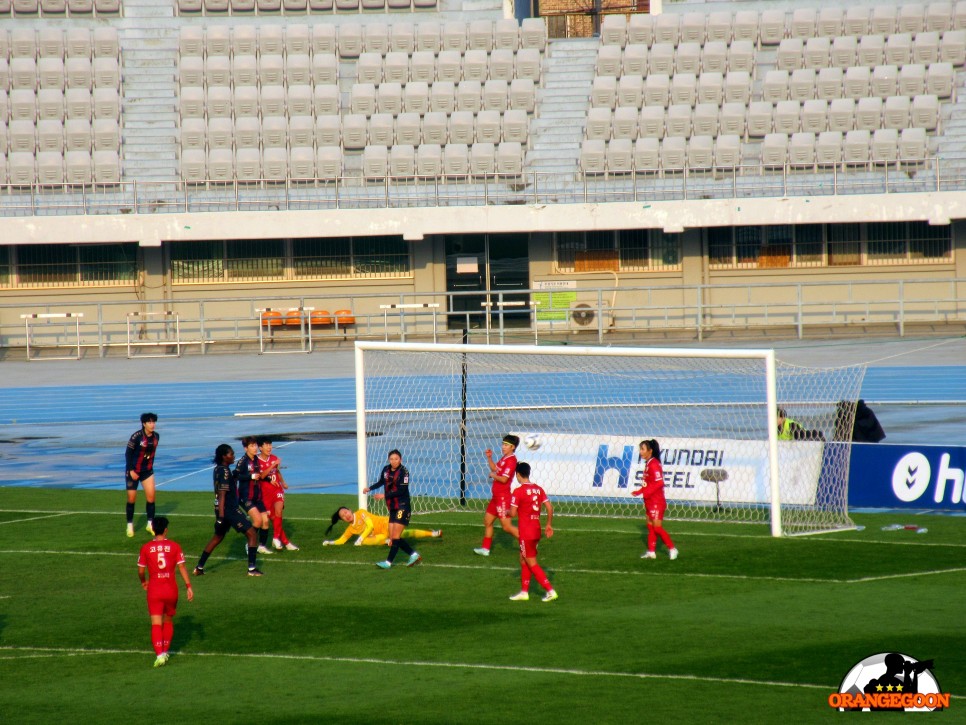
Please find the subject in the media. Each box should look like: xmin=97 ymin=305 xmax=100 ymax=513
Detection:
xmin=606 ymin=138 xmax=633 ymax=174
xmin=262 ymin=147 xmax=288 ymax=182
xmin=871 ymin=65 xmax=899 ymax=98
xmin=857 ymin=36 xmax=885 ymax=67
xmin=395 ymin=113 xmax=422 ymax=146
xmin=828 ymin=98 xmax=856 ymax=132
xmin=898 ymin=126 xmax=927 ymax=163
xmin=774 ymin=100 xmax=801 ymax=134
xmin=10 ymin=58 xmax=37 ymax=91
xmin=761 ymin=133 xmax=789 ymax=167
xmin=287 ymin=115 xmax=314 ymax=149
xmin=818 ymin=8 xmax=844 ymax=37
xmin=618 ymin=75 xmax=644 ymax=108
xmin=361 ymin=0 xmax=385 ymax=11
xmin=361 ymin=144 xmax=387 ymax=180
xmin=714 ymin=134 xmax=741 ymax=168
xmin=409 ymin=51 xmax=435 ymax=84
xmin=843 ymin=66 xmax=872 ymax=99
xmin=926 ymin=62 xmax=954 ymax=97
xmin=747 ymin=101 xmax=774 ymax=137
xmin=93 ymin=0 xmax=120 ymax=13
xmin=760 ymin=10 xmax=786 ymax=45
xmin=37 ymin=88 xmax=65 ymax=121
xmin=93 ymin=27 xmax=118 ymax=58
xmin=816 ymin=130 xmax=843 ymax=166
xmin=733 ymin=10 xmax=758 ymax=44
xmin=804 ymin=37 xmax=831 ymax=69
xmin=885 ymin=33 xmax=912 ymax=66
xmin=368 ymin=113 xmax=394 ymax=146
xmin=600 ymin=15 xmax=626 ymax=47
xmin=260 ymin=85 xmax=286 ymax=118
xmin=312 ymin=25 xmax=337 ymax=56
xmin=649 ymin=43 xmax=674 ymax=75
xmin=898 ymin=63 xmax=926 ymax=96
xmin=697 ymin=72 xmax=724 ymax=106
xmin=384 ymin=52 xmax=409 ymax=85
xmin=633 ymin=137 xmax=660 ymax=172
xmin=313 ymin=86 xmax=340 ymax=116
xmin=801 ymin=99 xmax=829 ymax=133
xmin=669 ymin=73 xmax=696 ymax=106
xmin=181 ymin=149 xmax=207 ymax=182
xmin=204 ymin=0 xmax=230 ymax=10
xmin=482 ymin=79 xmax=512 ymax=113
xmin=871 ymin=127 xmax=899 ymax=164
xmin=762 ymin=70 xmax=790 ymax=103
xmin=687 ymin=135 xmax=714 ymax=170
xmin=421 ymin=111 xmax=447 ymax=145
xmin=701 ymin=41 xmax=727 ymax=74
xmin=37 ymin=119 xmax=64 ymax=153
xmin=727 ymin=40 xmax=756 ymax=75
xmin=706 ymin=12 xmax=732 ymax=44
xmin=377 ymin=82 xmax=403 ymax=115
xmin=234 ymin=117 xmax=260 ymax=149
xmin=723 ymin=71 xmax=751 ymax=104
xmin=883 ymin=95 xmax=911 ymax=130
xmin=777 ymin=38 xmax=805 ymax=71
xmin=595 ymin=45 xmax=621 ymax=78
xmin=38 ymin=58 xmax=66 ymax=91
xmin=441 ymin=21 xmax=467 ymax=53
xmin=493 ymin=19 xmax=519 ymax=52
xmin=207 ymin=149 xmax=234 ymax=181
xmin=913 ymin=31 xmax=941 ymax=64
xmin=262 ymin=116 xmax=288 ymax=149
xmin=791 ymin=8 xmax=817 ymax=39
xmin=926 ymin=1 xmax=954 ymax=32
xmin=339 ymin=24 xmax=363 ymax=59
xmin=871 ymin=6 xmax=898 ymax=35
xmin=416 ymin=21 xmax=441 ymax=54
xmin=788 ymin=131 xmax=816 ymax=167
xmin=681 ymin=12 xmax=706 ymax=44
xmin=91 ymin=117 xmax=118 ymax=151
xmin=638 ymin=106 xmax=665 ymax=139
xmin=443 ymin=143 xmax=470 ymax=178
xmin=342 ymin=114 xmax=368 ymax=151
xmin=468 ymin=19 xmax=493 ymax=53
xmin=356 ymin=53 xmax=382 ymax=84
xmin=65 ymin=87 xmax=92 ymax=120
xmin=231 ymin=86 xmax=258 ymax=118
xmin=63 ymin=150 xmax=91 ymax=184
xmin=660 ymin=136 xmax=687 ymax=171
xmin=815 ymin=67 xmax=844 ymax=101
xmin=846 ymin=7 xmax=871 ymax=35
xmin=654 ymin=13 xmax=680 ymax=45
xmin=843 ymin=129 xmax=871 ymax=164
xmin=403 ymin=81 xmax=429 ymax=115
xmin=430 ymin=81 xmax=456 ymax=114
xmin=831 ymin=36 xmax=858 ymax=69
xmin=207 ymin=117 xmax=233 ymax=150
xmin=591 ymin=76 xmax=617 ymax=109
xmin=665 ymin=105 xmax=691 ymax=138
xmin=38 ymin=28 xmax=65 ymax=59
xmin=463 ymin=49 xmax=488 ymax=82
xmin=855 ymin=96 xmax=883 ymax=130
xmin=643 ymin=74 xmax=670 ymax=107
xmin=41 ymin=0 xmax=67 ymax=12
xmin=286 ymin=146 xmax=314 ymax=181
xmin=315 ymin=115 xmax=341 ymax=147
xmin=676 ymin=42 xmax=702 ymax=75
xmin=475 ymin=110 xmax=502 ymax=144
xmin=416 ymin=143 xmax=442 ymax=178
xmin=911 ymin=94 xmax=940 ymax=129
xmin=316 ymin=147 xmax=343 ymax=181
xmin=611 ymin=106 xmax=638 ymax=141
xmin=941 ymin=29 xmax=966 ymax=65
xmin=457 ymin=80 xmax=482 ymax=113
xmin=719 ymin=102 xmax=746 ymax=136
xmin=387 ymin=144 xmax=415 ymax=179
xmin=502 ymin=110 xmax=528 ymax=145
xmin=490 ymin=49 xmax=515 ymax=83
xmin=789 ymin=68 xmax=816 ymax=101
xmin=235 ymin=148 xmax=261 ymax=182
xmin=448 ymin=110 xmax=474 ymax=145
xmin=350 ymin=83 xmax=377 ymax=115
xmin=579 ymin=139 xmax=606 ymax=174
xmin=92 ymin=149 xmax=118 ymax=183
xmin=287 ymin=55 xmax=312 ymax=87
xmin=390 ymin=22 xmax=416 ymax=55
xmin=64 ymin=117 xmax=91 ymax=151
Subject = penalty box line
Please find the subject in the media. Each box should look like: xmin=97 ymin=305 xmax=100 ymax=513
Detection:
xmin=3 ymin=547 xmax=963 ymax=585
xmin=0 ymin=645 xmax=833 ymax=693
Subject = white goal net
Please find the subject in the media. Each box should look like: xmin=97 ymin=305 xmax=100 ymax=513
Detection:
xmin=355 ymin=342 xmax=867 ymax=537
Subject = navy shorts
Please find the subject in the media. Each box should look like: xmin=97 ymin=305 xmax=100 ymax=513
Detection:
xmin=389 ymin=507 xmax=411 ymax=527
xmin=125 ymin=470 xmax=154 ymax=491
xmin=214 ymin=506 xmax=252 ymax=536
xmin=241 ymin=498 xmax=268 ymax=514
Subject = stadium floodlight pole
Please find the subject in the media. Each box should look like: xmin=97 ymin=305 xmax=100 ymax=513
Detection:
xmin=764 ymin=350 xmax=782 ymax=538
xmin=355 ymin=343 xmax=369 ymax=511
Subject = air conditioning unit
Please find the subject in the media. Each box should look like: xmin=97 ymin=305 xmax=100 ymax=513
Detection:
xmin=568 ymin=300 xmax=612 ymax=331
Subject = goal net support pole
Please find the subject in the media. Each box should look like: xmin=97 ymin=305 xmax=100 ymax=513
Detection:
xmin=355 ymin=341 xmax=865 ymax=537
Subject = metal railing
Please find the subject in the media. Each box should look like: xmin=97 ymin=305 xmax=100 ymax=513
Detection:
xmin=3 ymin=277 xmax=965 ymax=358
xmin=0 ymin=158 xmax=962 ymax=217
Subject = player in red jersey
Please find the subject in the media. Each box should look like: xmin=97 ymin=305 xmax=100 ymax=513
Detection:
xmin=136 ymin=516 xmax=193 ymax=667
xmin=632 ymin=439 xmax=678 ymax=561
xmin=257 ymin=438 xmax=298 ymax=551
xmin=474 ymin=434 xmax=520 ymax=557
xmin=508 ymin=462 xmax=557 ymax=602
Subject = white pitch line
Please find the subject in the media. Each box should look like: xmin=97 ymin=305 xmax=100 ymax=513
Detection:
xmin=0 ymin=645 xmax=832 ymax=692
xmin=845 ymin=566 xmax=966 ymax=583
xmin=0 ymin=512 xmax=72 ymax=526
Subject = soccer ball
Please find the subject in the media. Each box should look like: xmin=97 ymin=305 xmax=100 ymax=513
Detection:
xmin=523 ymin=435 xmax=541 ymax=451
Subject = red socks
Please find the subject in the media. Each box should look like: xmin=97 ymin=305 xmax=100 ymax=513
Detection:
xmin=152 ymin=624 xmax=164 ymax=655
xmin=530 ymin=564 xmax=552 ymax=592
xmin=647 ymin=523 xmax=674 ymax=551
xmin=273 ymin=515 xmax=285 ymax=542
xmin=482 ymin=536 xmax=493 ymax=550
xmin=162 ymin=621 xmax=173 ymax=652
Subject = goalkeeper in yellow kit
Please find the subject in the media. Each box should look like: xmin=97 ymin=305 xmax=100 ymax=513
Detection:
xmin=323 ymin=507 xmax=442 ymax=546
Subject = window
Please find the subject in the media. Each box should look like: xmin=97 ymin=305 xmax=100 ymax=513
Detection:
xmin=708 ymin=223 xmax=951 ymax=269
xmin=555 ymin=230 xmax=683 ymax=272
xmin=170 ymin=236 xmax=411 ymax=284
xmin=6 ymin=244 xmax=137 ymax=287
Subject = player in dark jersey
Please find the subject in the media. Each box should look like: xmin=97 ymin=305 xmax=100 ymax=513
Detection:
xmin=125 ymin=412 xmax=159 ymax=538
xmin=192 ymin=444 xmax=263 ymax=577
xmin=137 ymin=516 xmax=193 ymax=667
xmin=235 ymin=436 xmax=274 ymax=555
xmin=363 ymin=449 xmax=422 ymax=569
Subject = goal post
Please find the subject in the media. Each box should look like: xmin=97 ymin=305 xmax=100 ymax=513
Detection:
xmin=355 ymin=342 xmax=866 ymax=537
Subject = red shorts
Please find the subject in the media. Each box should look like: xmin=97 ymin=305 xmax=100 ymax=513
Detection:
xmin=260 ymin=483 xmax=284 ymax=508
xmin=644 ymin=495 xmax=667 ymax=521
xmin=147 ymin=591 xmax=178 ymax=617
xmin=519 ymin=538 xmax=539 ymax=558
xmin=486 ymin=495 xmax=511 ymax=519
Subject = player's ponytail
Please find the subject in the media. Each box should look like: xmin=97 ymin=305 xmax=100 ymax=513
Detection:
xmin=325 ymin=507 xmax=350 ymax=536
xmin=648 ymin=439 xmax=661 ymax=459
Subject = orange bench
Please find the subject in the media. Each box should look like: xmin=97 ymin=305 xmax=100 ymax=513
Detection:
xmin=310 ymin=310 xmax=334 ymax=327
xmin=334 ymin=309 xmax=356 ymax=327
xmin=260 ymin=309 xmax=284 ymax=328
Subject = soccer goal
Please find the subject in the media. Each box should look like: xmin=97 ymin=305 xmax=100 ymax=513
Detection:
xmin=355 ymin=342 xmax=867 ymax=537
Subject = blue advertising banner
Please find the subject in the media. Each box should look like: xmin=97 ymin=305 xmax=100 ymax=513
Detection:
xmin=849 ymin=443 xmax=966 ymax=511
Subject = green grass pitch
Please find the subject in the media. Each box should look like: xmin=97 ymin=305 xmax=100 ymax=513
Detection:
xmin=1 ymin=488 xmax=963 ymax=724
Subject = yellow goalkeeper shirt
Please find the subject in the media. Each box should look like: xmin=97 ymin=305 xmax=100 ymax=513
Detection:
xmin=332 ymin=509 xmax=389 ymax=544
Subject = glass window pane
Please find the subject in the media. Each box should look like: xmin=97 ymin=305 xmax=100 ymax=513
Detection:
xmin=555 ymin=232 xmax=585 ymax=272
xmin=708 ymin=227 xmax=733 ymax=266
xmin=908 ymin=221 xmax=952 ymax=260
xmin=0 ymin=247 xmax=10 ymax=287
xmin=353 ymin=235 xmax=409 ymax=277
xmin=760 ymin=225 xmax=792 ymax=268
xmin=78 ymin=244 xmax=138 ymax=283
xmin=293 ymin=237 xmax=352 ymax=277
xmin=226 ymin=239 xmax=284 ymax=280
xmin=866 ymin=222 xmax=905 ymax=262
xmin=169 ymin=241 xmax=224 ymax=283
xmin=17 ymin=245 xmax=76 ymax=285
xmin=652 ymin=230 xmax=681 ymax=268
xmin=618 ymin=229 xmax=649 ymax=270
xmin=735 ymin=226 xmax=761 ymax=266
xmin=827 ymin=223 xmax=861 ymax=266
xmin=794 ymin=224 xmax=824 ymax=265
